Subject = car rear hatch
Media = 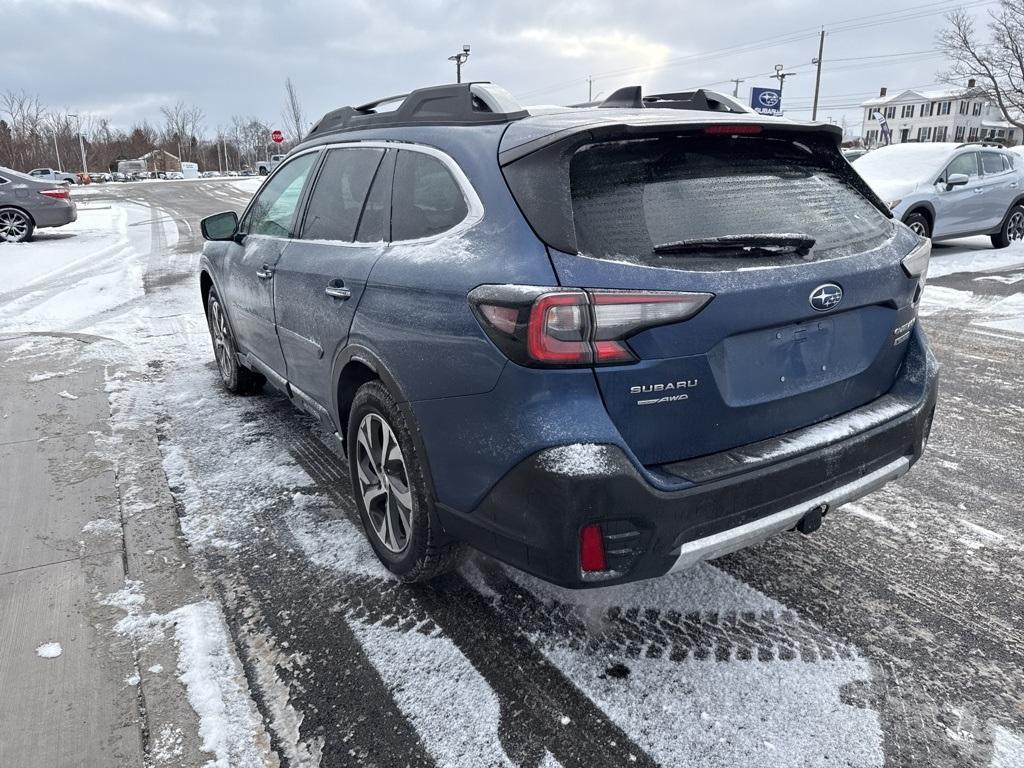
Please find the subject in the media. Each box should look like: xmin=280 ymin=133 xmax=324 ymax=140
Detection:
xmin=499 ymin=113 xmax=924 ymax=466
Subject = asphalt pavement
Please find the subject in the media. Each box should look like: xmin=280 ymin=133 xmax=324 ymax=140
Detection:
xmin=1 ymin=178 xmax=1021 ymax=768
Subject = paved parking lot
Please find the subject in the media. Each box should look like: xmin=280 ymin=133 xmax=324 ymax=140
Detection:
xmin=2 ymin=179 xmax=1022 ymax=767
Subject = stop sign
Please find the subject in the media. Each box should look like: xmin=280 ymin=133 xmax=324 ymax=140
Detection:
xmin=271 ymin=129 xmax=284 ymax=144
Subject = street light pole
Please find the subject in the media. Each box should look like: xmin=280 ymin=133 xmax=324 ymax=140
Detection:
xmin=731 ymin=78 xmax=745 ymax=98
xmin=448 ymin=44 xmax=471 ymax=83
xmin=772 ymin=64 xmax=796 ymax=97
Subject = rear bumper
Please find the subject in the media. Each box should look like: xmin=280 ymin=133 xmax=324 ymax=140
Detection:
xmin=34 ymin=202 xmax=76 ymax=228
xmin=436 ymin=326 xmax=938 ymax=588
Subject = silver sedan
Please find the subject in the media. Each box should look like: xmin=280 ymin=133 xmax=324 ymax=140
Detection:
xmin=0 ymin=166 xmax=78 ymax=243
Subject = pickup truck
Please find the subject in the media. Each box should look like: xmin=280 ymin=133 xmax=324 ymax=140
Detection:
xmin=256 ymin=154 xmax=286 ymax=175
xmin=28 ymin=167 xmax=78 ymax=184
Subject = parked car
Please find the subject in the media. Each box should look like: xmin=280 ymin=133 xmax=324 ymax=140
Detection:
xmin=842 ymin=148 xmax=868 ymax=162
xmin=0 ymin=165 xmax=77 ymax=242
xmin=91 ymin=172 xmax=111 ymax=183
xmin=27 ymin=167 xmax=78 ymax=184
xmin=853 ymin=142 xmax=1024 ymax=247
xmin=198 ymin=83 xmax=938 ymax=588
xmin=76 ymin=173 xmax=91 ymax=185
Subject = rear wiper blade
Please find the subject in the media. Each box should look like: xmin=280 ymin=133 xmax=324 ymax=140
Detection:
xmin=653 ymin=233 xmax=816 ymax=255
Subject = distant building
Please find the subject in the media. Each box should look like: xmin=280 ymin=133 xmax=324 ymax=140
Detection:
xmin=860 ymin=80 xmax=1022 ymax=147
xmin=136 ymin=149 xmax=182 ymax=174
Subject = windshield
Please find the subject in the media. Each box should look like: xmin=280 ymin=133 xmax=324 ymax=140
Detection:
xmin=570 ymin=136 xmax=892 ymax=267
xmin=852 ymin=145 xmax=950 ymax=186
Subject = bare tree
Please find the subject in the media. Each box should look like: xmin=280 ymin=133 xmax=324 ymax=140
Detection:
xmin=160 ymin=100 xmax=205 ymax=161
xmin=281 ymin=77 xmax=306 ymax=144
xmin=939 ymin=1 xmax=1024 ymax=132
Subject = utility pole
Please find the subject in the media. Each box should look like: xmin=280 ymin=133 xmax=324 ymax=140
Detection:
xmin=52 ymin=130 xmax=62 ymax=172
xmin=811 ymin=29 xmax=826 ymax=121
xmin=448 ymin=44 xmax=471 ymax=83
xmin=69 ymin=114 xmax=88 ymax=175
xmin=730 ymin=78 xmax=745 ymax=98
xmin=588 ymin=75 xmax=595 ymax=102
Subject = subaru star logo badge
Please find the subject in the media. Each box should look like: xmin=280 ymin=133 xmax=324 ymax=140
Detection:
xmin=758 ymin=91 xmax=779 ymax=108
xmin=809 ymin=283 xmax=843 ymax=312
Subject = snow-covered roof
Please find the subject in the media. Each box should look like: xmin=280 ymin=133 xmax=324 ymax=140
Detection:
xmin=137 ymin=149 xmax=181 ymax=161
xmin=853 ymin=142 xmax=959 ymax=188
xmin=862 ymin=85 xmax=983 ymax=107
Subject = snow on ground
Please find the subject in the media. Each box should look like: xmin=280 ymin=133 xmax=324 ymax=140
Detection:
xmin=35 ymin=642 xmax=63 ymax=659
xmin=102 ymin=580 xmax=272 ymax=768
xmin=351 ymin=620 xmax=517 ymax=767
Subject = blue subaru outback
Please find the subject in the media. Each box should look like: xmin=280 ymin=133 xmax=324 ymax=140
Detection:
xmin=199 ymin=82 xmax=938 ymax=588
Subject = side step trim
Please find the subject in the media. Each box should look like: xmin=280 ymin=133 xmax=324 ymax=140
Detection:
xmin=668 ymin=456 xmax=910 ymax=572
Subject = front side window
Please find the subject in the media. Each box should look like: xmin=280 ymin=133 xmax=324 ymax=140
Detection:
xmin=391 ymin=151 xmax=468 ymax=241
xmin=300 ymin=148 xmax=384 ymax=242
xmin=944 ymin=153 xmax=980 ymax=180
xmin=245 ymin=153 xmax=318 ymax=237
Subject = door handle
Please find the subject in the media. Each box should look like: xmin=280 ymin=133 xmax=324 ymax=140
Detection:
xmin=325 ymin=281 xmax=352 ymax=300
xmin=256 ymin=265 xmax=274 ymax=279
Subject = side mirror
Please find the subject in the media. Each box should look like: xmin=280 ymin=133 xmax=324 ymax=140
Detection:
xmin=201 ymin=211 xmax=239 ymax=241
xmin=945 ymin=173 xmax=970 ymax=190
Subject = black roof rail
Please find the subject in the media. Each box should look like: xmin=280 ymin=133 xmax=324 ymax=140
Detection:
xmin=956 ymin=140 xmax=1007 ymax=148
xmin=307 ymin=82 xmax=528 ymax=138
xmin=570 ymin=85 xmax=749 ymax=114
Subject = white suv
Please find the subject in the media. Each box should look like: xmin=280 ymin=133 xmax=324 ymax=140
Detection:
xmin=854 ymin=142 xmax=1024 ymax=248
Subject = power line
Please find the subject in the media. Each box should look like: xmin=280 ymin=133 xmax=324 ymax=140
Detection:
xmin=514 ymin=0 xmax=995 ymax=102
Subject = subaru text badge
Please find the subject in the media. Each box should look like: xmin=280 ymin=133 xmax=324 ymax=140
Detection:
xmin=809 ymin=283 xmax=843 ymax=312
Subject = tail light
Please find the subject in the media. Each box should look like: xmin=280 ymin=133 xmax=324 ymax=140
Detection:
xmin=469 ymin=285 xmax=712 ymax=367
xmin=704 ymin=124 xmax=762 ymax=135
xmin=39 ymin=187 xmax=70 ymax=200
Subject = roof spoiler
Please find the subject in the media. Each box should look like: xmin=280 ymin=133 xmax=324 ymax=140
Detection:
xmin=306 ymin=82 xmax=528 ymax=138
xmin=571 ymin=85 xmax=751 ymax=114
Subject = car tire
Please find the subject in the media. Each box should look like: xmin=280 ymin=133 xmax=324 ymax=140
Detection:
xmin=205 ymin=288 xmax=265 ymax=394
xmin=904 ymin=211 xmax=931 ymax=239
xmin=0 ymin=208 xmax=34 ymax=243
xmin=991 ymin=205 xmax=1024 ymax=249
xmin=347 ymin=380 xmax=465 ymax=582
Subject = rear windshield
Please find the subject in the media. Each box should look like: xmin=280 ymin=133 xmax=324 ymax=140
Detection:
xmin=570 ymin=136 xmax=892 ymax=267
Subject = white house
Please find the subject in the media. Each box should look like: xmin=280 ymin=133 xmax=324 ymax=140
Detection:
xmin=860 ymin=80 xmax=1022 ymax=147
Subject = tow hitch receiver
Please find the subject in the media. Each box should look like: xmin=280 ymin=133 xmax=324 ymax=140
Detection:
xmin=797 ymin=504 xmax=828 ymax=535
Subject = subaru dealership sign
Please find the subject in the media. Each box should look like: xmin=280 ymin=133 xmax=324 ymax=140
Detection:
xmin=751 ymin=87 xmax=782 ymax=115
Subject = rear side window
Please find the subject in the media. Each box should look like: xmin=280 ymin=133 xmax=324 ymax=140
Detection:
xmin=301 ymin=148 xmax=384 ymax=242
xmin=570 ymin=136 xmax=892 ymax=265
xmin=391 ymin=151 xmax=468 ymax=241
xmin=1002 ymin=154 xmax=1014 ymax=171
xmin=981 ymin=152 xmax=1006 ymax=175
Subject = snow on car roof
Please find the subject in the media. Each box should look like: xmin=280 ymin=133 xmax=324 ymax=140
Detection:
xmin=852 ymin=143 xmax=960 ymax=185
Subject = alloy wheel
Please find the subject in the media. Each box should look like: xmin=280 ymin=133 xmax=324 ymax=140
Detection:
xmin=0 ymin=210 xmax=29 ymax=242
xmin=1008 ymin=211 xmax=1024 ymax=242
xmin=207 ymin=297 xmax=232 ymax=382
xmin=908 ymin=220 xmax=928 ymax=237
xmin=355 ymin=413 xmax=413 ymax=554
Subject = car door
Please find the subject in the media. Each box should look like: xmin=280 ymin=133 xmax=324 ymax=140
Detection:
xmin=932 ymin=152 xmax=983 ymax=237
xmin=273 ymin=146 xmax=393 ymax=408
xmin=222 ymin=151 xmax=319 ymax=376
xmin=978 ymin=151 xmax=1020 ymax=231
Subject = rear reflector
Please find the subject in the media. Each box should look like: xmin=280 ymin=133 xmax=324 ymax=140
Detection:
xmin=704 ymin=124 xmax=763 ymax=135
xmin=579 ymin=524 xmax=607 ymax=572
xmin=38 ymin=187 xmax=70 ymax=199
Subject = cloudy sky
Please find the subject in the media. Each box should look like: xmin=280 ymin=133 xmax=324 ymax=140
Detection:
xmin=2 ymin=0 xmax=1001 ymax=138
